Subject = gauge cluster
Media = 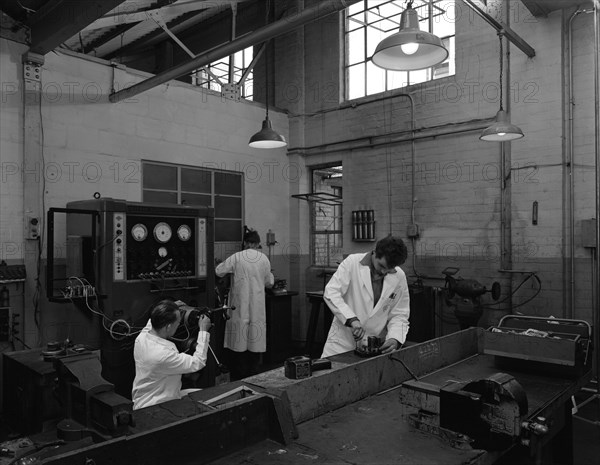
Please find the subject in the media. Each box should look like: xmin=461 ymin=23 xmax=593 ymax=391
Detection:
xmin=125 ymin=215 xmax=196 ymax=280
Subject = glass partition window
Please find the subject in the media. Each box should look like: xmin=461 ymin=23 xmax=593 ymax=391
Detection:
xmin=142 ymin=162 xmax=243 ymax=242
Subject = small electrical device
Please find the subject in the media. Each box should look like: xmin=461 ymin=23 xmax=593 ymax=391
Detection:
xmin=284 ymin=356 xmax=312 ymax=379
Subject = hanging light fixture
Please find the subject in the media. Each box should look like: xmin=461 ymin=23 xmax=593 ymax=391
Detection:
xmin=248 ymin=4 xmax=286 ymax=149
xmin=480 ymin=32 xmax=524 ymax=142
xmin=371 ymin=0 xmax=449 ymax=71
xmin=248 ymin=54 xmax=286 ymax=148
xmin=248 ymin=56 xmax=286 ymax=149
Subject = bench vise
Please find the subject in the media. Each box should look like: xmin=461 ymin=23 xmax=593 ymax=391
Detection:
xmin=53 ymin=352 xmax=133 ymax=440
xmin=402 ymin=373 xmax=532 ymax=451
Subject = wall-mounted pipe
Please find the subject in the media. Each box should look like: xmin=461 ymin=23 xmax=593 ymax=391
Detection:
xmin=287 ymin=118 xmax=494 ymax=156
xmin=567 ymin=7 xmax=594 ymax=318
xmin=593 ymin=0 xmax=600 ymax=380
xmin=109 ymin=0 xmax=362 ymax=102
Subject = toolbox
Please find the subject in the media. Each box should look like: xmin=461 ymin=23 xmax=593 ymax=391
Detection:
xmin=483 ymin=315 xmax=592 ymax=377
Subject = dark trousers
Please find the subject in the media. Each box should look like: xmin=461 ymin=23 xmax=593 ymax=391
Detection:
xmin=224 ymin=349 xmax=261 ymax=381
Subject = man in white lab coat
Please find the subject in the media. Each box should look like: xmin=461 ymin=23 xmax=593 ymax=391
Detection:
xmin=321 ymin=235 xmax=410 ymax=357
xmin=132 ymin=300 xmax=212 ymax=410
xmin=215 ymin=228 xmax=274 ymax=379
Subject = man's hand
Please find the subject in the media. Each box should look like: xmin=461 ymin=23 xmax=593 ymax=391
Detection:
xmin=198 ymin=314 xmax=212 ymax=332
xmin=380 ymin=338 xmax=400 ymax=354
xmin=350 ymin=320 xmax=365 ymax=341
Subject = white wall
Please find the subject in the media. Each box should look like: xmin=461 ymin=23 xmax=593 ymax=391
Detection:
xmin=0 ymin=39 xmax=298 ymax=346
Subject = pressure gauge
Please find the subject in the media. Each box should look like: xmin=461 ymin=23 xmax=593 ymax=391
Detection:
xmin=153 ymin=222 xmax=172 ymax=243
xmin=158 ymin=246 xmax=168 ymax=258
xmin=177 ymin=224 xmax=192 ymax=241
xmin=131 ymin=223 xmax=148 ymax=241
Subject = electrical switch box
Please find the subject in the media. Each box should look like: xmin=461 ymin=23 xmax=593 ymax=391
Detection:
xmin=25 ymin=216 xmax=40 ymax=240
xmin=407 ymin=224 xmax=420 ymax=238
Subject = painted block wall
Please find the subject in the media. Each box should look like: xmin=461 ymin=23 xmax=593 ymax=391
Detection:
xmin=273 ymin=0 xmax=597 ymax=331
xmin=0 ymin=39 xmax=296 ymax=348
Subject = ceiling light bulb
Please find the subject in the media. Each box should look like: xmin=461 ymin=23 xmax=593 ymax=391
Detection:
xmin=400 ymin=42 xmax=419 ymax=55
xmin=498 ymin=132 xmax=506 ymax=136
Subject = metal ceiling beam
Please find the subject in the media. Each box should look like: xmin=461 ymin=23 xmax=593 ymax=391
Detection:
xmin=85 ymin=0 xmax=249 ymax=31
xmin=463 ymin=0 xmax=536 ymax=58
xmin=109 ymin=0 xmax=362 ymax=103
xmin=26 ymin=0 xmax=129 ymax=55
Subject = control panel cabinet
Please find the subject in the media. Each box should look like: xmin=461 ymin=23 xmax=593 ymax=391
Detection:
xmin=47 ymin=199 xmax=215 ymax=397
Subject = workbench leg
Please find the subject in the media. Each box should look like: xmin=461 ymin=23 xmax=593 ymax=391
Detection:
xmin=550 ymin=403 xmax=574 ymax=465
xmin=304 ymin=302 xmax=321 ymax=358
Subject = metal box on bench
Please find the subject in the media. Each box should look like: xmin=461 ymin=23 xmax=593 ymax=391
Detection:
xmin=483 ymin=315 xmax=592 ymax=377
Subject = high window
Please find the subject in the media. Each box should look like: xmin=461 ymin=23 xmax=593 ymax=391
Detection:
xmin=142 ymin=162 xmax=244 ymax=243
xmin=192 ymin=47 xmax=254 ymax=100
xmin=345 ymin=0 xmax=455 ymax=100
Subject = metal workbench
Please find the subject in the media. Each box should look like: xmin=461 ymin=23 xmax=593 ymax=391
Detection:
xmin=9 ymin=327 xmax=591 ymax=465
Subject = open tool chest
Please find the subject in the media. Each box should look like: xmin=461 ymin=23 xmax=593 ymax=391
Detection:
xmin=483 ymin=315 xmax=592 ymax=377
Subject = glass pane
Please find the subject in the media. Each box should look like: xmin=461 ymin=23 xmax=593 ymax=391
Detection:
xmin=215 ymin=172 xmax=242 ymax=195
xmin=347 ymin=63 xmax=365 ymax=100
xmin=376 ymin=2 xmax=402 ymax=20
xmin=347 ymin=11 xmax=365 ymax=32
xmin=433 ymin=1 xmax=455 ymax=36
xmin=410 ymin=68 xmax=430 ymax=85
xmin=215 ymin=219 xmax=242 ymax=242
xmin=365 ymin=0 xmax=390 ymax=10
xmin=143 ymin=164 xmax=177 ymax=190
xmin=366 ymin=23 xmax=386 ymax=57
xmin=348 ymin=29 xmax=365 ymax=65
xmin=143 ymin=190 xmax=178 ymax=204
xmin=215 ymin=196 xmax=242 ymax=219
xmin=366 ymin=61 xmax=386 ymax=95
xmin=348 ymin=1 xmax=365 ymax=16
xmin=388 ymin=69 xmax=408 ymax=90
xmin=181 ymin=168 xmax=211 ymax=193
xmin=181 ymin=193 xmax=211 ymax=207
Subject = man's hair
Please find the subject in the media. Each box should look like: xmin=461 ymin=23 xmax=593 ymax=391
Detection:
xmin=150 ymin=299 xmax=180 ymax=330
xmin=243 ymin=228 xmax=261 ymax=245
xmin=374 ymin=235 xmax=408 ymax=268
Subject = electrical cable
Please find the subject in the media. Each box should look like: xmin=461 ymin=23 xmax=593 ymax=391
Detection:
xmin=482 ymin=272 xmax=541 ymax=308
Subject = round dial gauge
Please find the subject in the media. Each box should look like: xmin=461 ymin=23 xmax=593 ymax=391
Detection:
xmin=158 ymin=246 xmax=168 ymax=258
xmin=131 ymin=223 xmax=148 ymax=241
xmin=177 ymin=224 xmax=192 ymax=241
xmin=153 ymin=222 xmax=172 ymax=243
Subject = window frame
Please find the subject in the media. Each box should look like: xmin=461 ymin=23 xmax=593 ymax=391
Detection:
xmin=344 ymin=0 xmax=455 ymax=101
xmin=141 ymin=161 xmax=244 ymax=243
xmin=310 ymin=167 xmax=344 ymax=268
xmin=192 ymin=47 xmax=254 ymax=100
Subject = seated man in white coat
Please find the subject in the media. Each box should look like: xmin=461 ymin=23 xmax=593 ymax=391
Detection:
xmin=321 ymin=235 xmax=410 ymax=357
xmin=132 ymin=299 xmax=212 ymax=410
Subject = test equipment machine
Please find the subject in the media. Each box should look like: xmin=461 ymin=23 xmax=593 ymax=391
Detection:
xmin=46 ymin=198 xmax=215 ymax=396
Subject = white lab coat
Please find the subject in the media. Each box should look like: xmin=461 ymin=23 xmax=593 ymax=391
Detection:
xmin=321 ymin=253 xmax=410 ymax=357
xmin=215 ymin=249 xmax=274 ymax=352
xmin=132 ymin=320 xmax=209 ymax=410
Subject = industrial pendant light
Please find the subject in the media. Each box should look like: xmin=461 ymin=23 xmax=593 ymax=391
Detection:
xmin=371 ymin=1 xmax=449 ymax=71
xmin=480 ymin=33 xmax=524 ymax=142
xmin=248 ymin=12 xmax=286 ymax=149
xmin=248 ymin=112 xmax=286 ymax=149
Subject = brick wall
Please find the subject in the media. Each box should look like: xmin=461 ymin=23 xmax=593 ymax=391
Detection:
xmin=274 ymin=1 xmax=597 ymax=326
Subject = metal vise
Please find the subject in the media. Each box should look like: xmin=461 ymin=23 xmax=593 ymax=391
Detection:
xmin=53 ymin=352 xmax=134 ymax=440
